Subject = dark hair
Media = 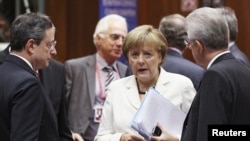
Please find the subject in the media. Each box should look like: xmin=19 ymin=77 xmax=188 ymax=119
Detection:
xmin=10 ymin=12 xmax=54 ymax=51
xmin=159 ymin=14 xmax=187 ymax=51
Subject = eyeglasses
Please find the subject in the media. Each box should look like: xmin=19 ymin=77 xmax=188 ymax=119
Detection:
xmin=46 ymin=40 xmax=57 ymax=50
xmin=184 ymin=38 xmax=195 ymax=48
xmin=109 ymin=33 xmax=125 ymax=41
xmin=184 ymin=38 xmax=191 ymax=47
xmin=100 ymin=33 xmax=125 ymax=43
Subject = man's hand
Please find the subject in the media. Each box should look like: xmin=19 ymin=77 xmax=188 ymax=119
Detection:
xmin=72 ymin=133 xmax=84 ymax=141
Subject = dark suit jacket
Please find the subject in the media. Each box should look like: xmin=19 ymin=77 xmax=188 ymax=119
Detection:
xmin=0 ymin=55 xmax=60 ymax=141
xmin=0 ymin=46 xmax=73 ymax=141
xmin=0 ymin=45 xmax=9 ymax=64
xmin=181 ymin=53 xmax=250 ymax=141
xmin=39 ymin=60 xmax=73 ymax=141
xmin=229 ymin=43 xmax=250 ymax=68
xmin=162 ymin=49 xmax=204 ymax=90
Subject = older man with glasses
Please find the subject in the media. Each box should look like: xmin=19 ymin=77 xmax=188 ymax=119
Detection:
xmin=0 ymin=12 xmax=75 ymax=141
xmin=151 ymin=7 xmax=250 ymax=141
xmin=65 ymin=14 xmax=130 ymax=141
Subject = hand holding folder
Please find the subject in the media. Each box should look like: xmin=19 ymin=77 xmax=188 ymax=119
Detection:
xmin=130 ymin=87 xmax=186 ymax=140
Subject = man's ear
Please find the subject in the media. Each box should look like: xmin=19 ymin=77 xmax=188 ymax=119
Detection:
xmin=195 ymin=40 xmax=205 ymax=54
xmin=95 ymin=34 xmax=103 ymax=47
xmin=26 ymin=39 xmax=36 ymax=55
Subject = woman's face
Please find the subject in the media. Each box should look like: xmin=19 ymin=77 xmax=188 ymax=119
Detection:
xmin=128 ymin=44 xmax=162 ymax=83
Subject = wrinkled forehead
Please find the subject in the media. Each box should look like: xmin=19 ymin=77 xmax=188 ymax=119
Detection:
xmin=106 ymin=21 xmax=127 ymax=35
xmin=129 ymin=41 xmax=157 ymax=52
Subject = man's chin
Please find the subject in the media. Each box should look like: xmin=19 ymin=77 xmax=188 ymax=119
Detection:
xmin=113 ymin=53 xmax=122 ymax=58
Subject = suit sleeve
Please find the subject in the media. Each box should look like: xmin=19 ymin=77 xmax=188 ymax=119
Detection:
xmin=11 ymin=79 xmax=44 ymax=141
xmin=196 ymin=70 xmax=231 ymax=141
xmin=64 ymin=61 xmax=73 ymax=108
xmin=58 ymin=66 xmax=74 ymax=141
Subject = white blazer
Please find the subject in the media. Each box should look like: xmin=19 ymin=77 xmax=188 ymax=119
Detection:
xmin=95 ymin=68 xmax=196 ymax=141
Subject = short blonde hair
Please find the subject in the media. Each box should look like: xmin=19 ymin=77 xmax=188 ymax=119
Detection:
xmin=123 ymin=25 xmax=168 ymax=66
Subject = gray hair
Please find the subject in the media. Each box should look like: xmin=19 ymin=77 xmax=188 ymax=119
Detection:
xmin=216 ymin=6 xmax=238 ymax=41
xmin=158 ymin=13 xmax=187 ymax=51
xmin=93 ymin=14 xmax=127 ymax=45
xmin=186 ymin=7 xmax=229 ymax=50
xmin=10 ymin=12 xmax=54 ymax=51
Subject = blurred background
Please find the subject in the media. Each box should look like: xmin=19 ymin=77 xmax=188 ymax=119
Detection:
xmin=0 ymin=0 xmax=249 ymax=64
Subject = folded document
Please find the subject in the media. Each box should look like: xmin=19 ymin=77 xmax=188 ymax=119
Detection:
xmin=130 ymin=87 xmax=186 ymax=140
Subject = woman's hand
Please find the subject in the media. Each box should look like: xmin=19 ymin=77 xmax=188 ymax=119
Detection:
xmin=120 ymin=133 xmax=146 ymax=141
xmin=151 ymin=123 xmax=179 ymax=141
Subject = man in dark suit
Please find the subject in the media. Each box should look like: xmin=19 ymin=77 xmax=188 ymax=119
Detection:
xmin=35 ymin=59 xmax=75 ymax=141
xmin=0 ymin=12 xmax=76 ymax=141
xmin=0 ymin=25 xmax=80 ymax=141
xmin=159 ymin=13 xmax=204 ymax=90
xmin=0 ymin=12 xmax=61 ymax=141
xmin=151 ymin=7 xmax=250 ymax=141
xmin=65 ymin=14 xmax=129 ymax=141
xmin=217 ymin=6 xmax=250 ymax=68
xmin=181 ymin=7 xmax=250 ymax=141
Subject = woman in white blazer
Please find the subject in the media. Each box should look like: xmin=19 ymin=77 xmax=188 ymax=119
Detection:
xmin=94 ymin=25 xmax=196 ymax=141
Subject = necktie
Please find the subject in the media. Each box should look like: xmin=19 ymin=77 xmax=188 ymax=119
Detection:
xmin=103 ymin=66 xmax=115 ymax=93
xmin=35 ymin=71 xmax=40 ymax=80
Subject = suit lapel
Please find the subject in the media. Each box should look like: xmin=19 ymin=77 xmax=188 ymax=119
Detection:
xmin=86 ymin=55 xmax=97 ymax=108
xmin=125 ymin=76 xmax=141 ymax=109
xmin=6 ymin=55 xmax=36 ymax=77
xmin=116 ymin=62 xmax=127 ymax=78
xmin=155 ymin=68 xmax=170 ymax=95
xmin=125 ymin=69 xmax=171 ymax=110
xmin=211 ymin=53 xmax=234 ymax=67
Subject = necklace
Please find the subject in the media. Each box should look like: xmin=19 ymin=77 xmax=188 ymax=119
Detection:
xmin=136 ymin=79 xmax=146 ymax=95
xmin=138 ymin=90 xmax=146 ymax=94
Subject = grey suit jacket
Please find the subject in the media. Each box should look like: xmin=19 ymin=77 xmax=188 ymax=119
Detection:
xmin=65 ymin=54 xmax=128 ymax=135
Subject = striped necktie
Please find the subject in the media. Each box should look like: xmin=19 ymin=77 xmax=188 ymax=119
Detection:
xmin=103 ymin=65 xmax=115 ymax=92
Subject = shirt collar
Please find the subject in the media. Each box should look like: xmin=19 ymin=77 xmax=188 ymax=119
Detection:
xmin=10 ymin=53 xmax=34 ymax=71
xmin=228 ymin=41 xmax=235 ymax=49
xmin=96 ymin=53 xmax=118 ymax=71
xmin=168 ymin=47 xmax=182 ymax=55
xmin=207 ymin=50 xmax=230 ymax=69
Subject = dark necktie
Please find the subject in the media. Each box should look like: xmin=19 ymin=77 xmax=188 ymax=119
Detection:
xmin=35 ymin=71 xmax=40 ymax=80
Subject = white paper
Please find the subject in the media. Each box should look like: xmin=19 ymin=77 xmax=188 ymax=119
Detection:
xmin=131 ymin=87 xmax=186 ymax=140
